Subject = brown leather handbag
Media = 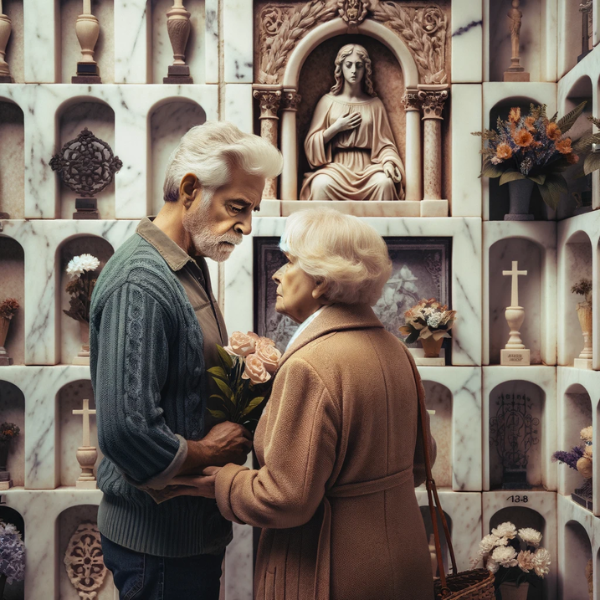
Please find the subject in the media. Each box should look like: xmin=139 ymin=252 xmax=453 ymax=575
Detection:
xmin=415 ymin=363 xmax=496 ymax=600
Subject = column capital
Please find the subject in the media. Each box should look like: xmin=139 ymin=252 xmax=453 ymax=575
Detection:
xmin=281 ymin=89 xmax=302 ymax=112
xmin=417 ymin=85 xmax=449 ymax=120
xmin=253 ymin=88 xmax=282 ymax=119
xmin=401 ymin=89 xmax=420 ymax=112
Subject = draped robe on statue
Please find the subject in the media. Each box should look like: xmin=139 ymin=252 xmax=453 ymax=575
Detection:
xmin=300 ymin=94 xmax=405 ymax=201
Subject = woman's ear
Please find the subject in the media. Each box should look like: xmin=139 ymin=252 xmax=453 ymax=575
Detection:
xmin=180 ymin=173 xmax=199 ymax=208
xmin=312 ymin=280 xmax=328 ymax=300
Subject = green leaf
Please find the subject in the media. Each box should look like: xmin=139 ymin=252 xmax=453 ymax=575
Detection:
xmin=557 ymin=100 xmax=587 ymax=134
xmin=538 ymin=173 xmax=568 ymax=210
xmin=481 ymin=160 xmax=505 ymax=179
xmin=499 ymin=170 xmax=526 ymax=185
xmin=214 ymin=378 xmax=234 ymax=402
xmin=208 ymin=409 xmax=228 ymax=420
xmin=405 ymin=331 xmax=420 ymax=344
xmin=584 ymin=151 xmax=600 ymax=175
xmin=207 ymin=366 xmax=229 ymax=381
xmin=217 ymin=345 xmax=234 ymax=370
xmin=241 ymin=397 xmax=265 ymax=417
xmin=549 ymin=111 xmax=558 ymax=123
xmin=528 ymin=173 xmax=546 ymax=185
xmin=572 ymin=132 xmax=600 ymax=153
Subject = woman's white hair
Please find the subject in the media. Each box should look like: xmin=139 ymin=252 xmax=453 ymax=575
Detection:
xmin=163 ymin=121 xmax=283 ymax=202
xmin=279 ymin=208 xmax=392 ymax=306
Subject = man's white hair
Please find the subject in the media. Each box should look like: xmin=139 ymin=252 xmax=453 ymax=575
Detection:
xmin=163 ymin=121 xmax=283 ymax=202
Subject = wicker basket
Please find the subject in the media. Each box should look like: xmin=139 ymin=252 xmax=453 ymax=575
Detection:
xmin=434 ymin=569 xmax=496 ymax=599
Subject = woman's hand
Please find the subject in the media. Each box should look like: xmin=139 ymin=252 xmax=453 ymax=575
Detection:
xmin=335 ymin=110 xmax=362 ymax=133
xmin=383 ymin=161 xmax=402 ymax=183
xmin=159 ymin=467 xmax=222 ymax=500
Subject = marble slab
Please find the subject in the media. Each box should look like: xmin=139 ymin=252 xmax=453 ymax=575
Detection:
xmin=451 ymin=0 xmax=483 ymax=83
xmin=223 ymin=0 xmax=253 ymax=83
xmin=482 ymin=366 xmax=557 ymax=492
xmin=224 ymin=84 xmax=254 ymax=134
xmin=22 ymin=0 xmax=57 ymax=82
xmin=114 ymin=0 xmax=148 ymax=83
xmin=281 ymin=200 xmax=421 ymax=218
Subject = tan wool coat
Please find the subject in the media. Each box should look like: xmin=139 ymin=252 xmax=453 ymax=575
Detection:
xmin=215 ymin=304 xmax=436 ymax=600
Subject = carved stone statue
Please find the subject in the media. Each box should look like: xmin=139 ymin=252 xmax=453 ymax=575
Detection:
xmin=300 ymin=44 xmax=405 ymax=201
xmin=504 ymin=0 xmax=529 ymax=81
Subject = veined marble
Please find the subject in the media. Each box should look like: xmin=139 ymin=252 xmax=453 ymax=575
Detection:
xmin=222 ymin=0 xmax=253 ymax=83
xmin=451 ymin=0 xmax=483 ymax=83
xmin=114 ymin=0 xmax=148 ymax=83
xmin=224 ymin=84 xmax=254 ymax=134
xmin=22 ymin=0 xmax=57 ymax=82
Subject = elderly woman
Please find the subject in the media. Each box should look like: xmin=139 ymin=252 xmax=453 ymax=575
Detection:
xmin=173 ymin=208 xmax=436 ymax=599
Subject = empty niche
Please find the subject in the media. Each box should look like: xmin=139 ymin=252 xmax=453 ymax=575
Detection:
xmin=0 ymin=381 xmax=25 ymax=486
xmin=489 ymin=238 xmax=542 ymax=364
xmin=59 ymin=0 xmax=114 ymax=83
xmin=149 ymin=99 xmax=206 ymax=215
xmin=419 ymin=506 xmax=453 ymax=576
xmin=561 ymin=1 xmax=592 ymax=76
xmin=488 ymin=381 xmax=545 ymax=491
xmin=562 ymin=231 xmax=592 ymax=365
xmin=57 ymin=235 xmax=114 ymax=364
xmin=151 ymin=0 xmax=206 ymax=84
xmin=2 ymin=0 xmax=23 ymax=83
xmin=564 ymin=521 xmax=592 ymax=600
xmin=0 ymin=100 xmax=24 ymax=218
xmin=57 ymin=380 xmax=102 ymax=487
xmin=0 ymin=506 xmax=24 ymax=600
xmin=58 ymin=505 xmax=114 ymax=599
xmin=0 ymin=237 xmax=24 ymax=364
xmin=57 ymin=100 xmax=116 ymax=219
xmin=422 ymin=381 xmax=452 ymax=488
xmin=488 ymin=98 xmax=548 ymax=221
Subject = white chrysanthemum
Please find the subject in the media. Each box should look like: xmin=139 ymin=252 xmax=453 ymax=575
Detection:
xmin=78 ymin=254 xmax=100 ymax=272
xmin=517 ymin=550 xmax=535 ymax=573
xmin=492 ymin=522 xmax=517 ymax=540
xmin=518 ymin=528 xmax=542 ymax=548
xmin=427 ymin=313 xmax=442 ymax=328
xmin=532 ymin=548 xmax=551 ymax=578
xmin=479 ymin=534 xmax=501 ymax=554
xmin=491 ymin=545 xmax=518 ymax=568
xmin=486 ymin=558 xmax=500 ymax=574
xmin=66 ymin=256 xmax=84 ymax=279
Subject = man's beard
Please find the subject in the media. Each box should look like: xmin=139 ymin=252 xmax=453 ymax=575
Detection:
xmin=182 ymin=199 xmax=242 ymax=262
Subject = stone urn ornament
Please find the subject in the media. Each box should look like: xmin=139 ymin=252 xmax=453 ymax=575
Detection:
xmin=0 ymin=422 xmax=20 ymax=490
xmin=64 ymin=522 xmax=107 ymax=599
xmin=73 ymin=0 xmax=101 ymax=83
xmin=164 ymin=0 xmax=193 ymax=83
xmin=0 ymin=298 xmax=19 ymax=366
xmin=572 ymin=278 xmax=593 ymax=369
xmin=0 ymin=0 xmax=13 ymax=83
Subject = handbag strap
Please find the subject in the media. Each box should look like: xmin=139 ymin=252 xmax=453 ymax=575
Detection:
xmin=407 ymin=352 xmax=457 ymax=594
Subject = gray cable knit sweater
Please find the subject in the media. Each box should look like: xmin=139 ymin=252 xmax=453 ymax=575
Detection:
xmin=90 ymin=232 xmax=232 ymax=557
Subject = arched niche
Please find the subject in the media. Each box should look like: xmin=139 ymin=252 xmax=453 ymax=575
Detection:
xmin=489 ymin=238 xmax=543 ymax=364
xmin=422 ymin=381 xmax=452 ymax=488
xmin=0 ymin=381 xmax=25 ymax=487
xmin=562 ymin=231 xmax=593 ymax=365
xmin=0 ymin=506 xmax=24 ymax=600
xmin=488 ymin=0 xmax=542 ymax=82
xmin=58 ymin=0 xmax=114 ymax=83
xmin=559 ymin=77 xmax=593 ymax=220
xmin=563 ymin=520 xmax=593 ymax=599
xmin=148 ymin=98 xmax=206 ymax=215
xmin=57 ymin=380 xmax=102 ymax=486
xmin=419 ymin=506 xmax=453 ymax=576
xmin=1 ymin=0 xmax=24 ymax=83
xmin=488 ymin=381 xmax=546 ymax=491
xmin=560 ymin=1 xmax=592 ymax=76
xmin=0 ymin=236 xmax=24 ymax=364
xmin=57 ymin=235 xmax=114 ymax=364
xmin=0 ymin=99 xmax=24 ymax=218
xmin=151 ymin=0 xmax=206 ymax=84
xmin=488 ymin=97 xmax=549 ymax=221
xmin=58 ymin=505 xmax=114 ymax=599
xmin=56 ymin=98 xmax=116 ymax=219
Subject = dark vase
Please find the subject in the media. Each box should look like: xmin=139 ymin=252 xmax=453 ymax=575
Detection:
xmin=0 ymin=573 xmax=6 ymax=599
xmin=505 ymin=179 xmax=535 ymax=221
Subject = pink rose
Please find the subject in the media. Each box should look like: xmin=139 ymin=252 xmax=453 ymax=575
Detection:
xmin=255 ymin=340 xmax=282 ymax=373
xmin=227 ymin=331 xmax=257 ymax=357
xmin=258 ymin=336 xmax=276 ymax=347
xmin=242 ymin=353 xmax=272 ymax=384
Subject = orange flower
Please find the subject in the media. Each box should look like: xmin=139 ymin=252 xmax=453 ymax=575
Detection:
xmin=496 ymin=143 xmax=513 ymax=160
xmin=546 ymin=122 xmax=562 ymax=141
xmin=508 ymin=107 xmax=521 ymax=123
xmin=566 ymin=152 xmax=579 ymax=164
xmin=524 ymin=116 xmax=536 ymax=132
xmin=555 ymin=138 xmax=573 ymax=154
xmin=513 ymin=128 xmax=534 ymax=147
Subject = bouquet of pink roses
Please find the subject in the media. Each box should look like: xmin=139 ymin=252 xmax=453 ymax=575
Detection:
xmin=207 ymin=331 xmax=282 ymax=433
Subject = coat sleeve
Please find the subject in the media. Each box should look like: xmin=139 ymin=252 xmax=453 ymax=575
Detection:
xmin=215 ymin=358 xmax=340 ymax=529
xmin=92 ymin=282 xmax=188 ymax=487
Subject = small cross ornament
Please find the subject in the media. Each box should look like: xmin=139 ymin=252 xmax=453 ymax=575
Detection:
xmin=500 ymin=261 xmax=530 ymax=366
xmin=502 ymin=261 xmax=527 ymax=307
xmin=73 ymin=399 xmax=98 ymax=489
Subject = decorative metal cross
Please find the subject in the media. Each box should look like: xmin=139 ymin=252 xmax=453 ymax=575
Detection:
xmin=502 ymin=261 xmax=527 ymax=308
xmin=73 ymin=399 xmax=96 ymax=447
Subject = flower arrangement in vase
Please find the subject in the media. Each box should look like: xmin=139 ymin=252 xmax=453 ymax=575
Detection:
xmin=472 ymin=522 xmax=550 ymax=600
xmin=0 ymin=422 xmax=19 ymax=490
xmin=0 ymin=520 xmax=25 ymax=597
xmin=0 ymin=299 xmax=18 ymax=366
xmin=63 ymin=254 xmax=100 ymax=365
xmin=473 ymin=101 xmax=600 ymax=219
xmin=399 ymin=299 xmax=456 ymax=360
xmin=572 ymin=278 xmax=593 ymax=368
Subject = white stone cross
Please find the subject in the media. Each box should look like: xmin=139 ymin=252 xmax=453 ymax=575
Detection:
xmin=73 ymin=399 xmax=96 ymax=447
xmin=502 ymin=260 xmax=527 ymax=307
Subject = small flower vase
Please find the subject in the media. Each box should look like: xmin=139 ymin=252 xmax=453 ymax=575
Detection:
xmin=420 ymin=336 xmax=444 ymax=358
xmin=498 ymin=581 xmax=529 ymax=600
xmin=73 ymin=320 xmax=90 ymax=366
xmin=0 ymin=573 xmax=6 ymax=600
xmin=0 ymin=316 xmax=13 ymax=365
xmin=576 ymin=301 xmax=593 ymax=360
xmin=505 ymin=179 xmax=534 ymax=221
xmin=0 ymin=439 xmax=13 ymax=489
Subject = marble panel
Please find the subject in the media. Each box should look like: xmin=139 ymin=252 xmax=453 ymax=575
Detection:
xmin=222 ymin=0 xmax=253 ymax=83
xmin=281 ymin=201 xmax=421 ymax=218
xmin=225 ymin=217 xmax=482 ymax=366
xmin=482 ymin=490 xmax=557 ymax=600
xmin=0 ymin=380 xmax=25 ymax=486
xmin=3 ymin=0 xmax=24 ymax=83
xmin=0 ymin=236 xmax=24 ymax=365
xmin=557 ymin=0 xmax=589 ymax=80
xmin=114 ymin=0 xmax=149 ymax=83
xmin=224 ymin=84 xmax=253 ymax=134
xmin=539 ymin=0 xmax=558 ymax=82
xmin=483 ymin=366 xmax=557 ymax=492
xmin=224 ymin=518 xmax=253 ymax=599
xmin=23 ymin=0 xmax=57 ymax=82
xmin=483 ymin=221 xmax=557 ymax=366
xmin=451 ymin=0 xmax=483 ymax=83
xmin=450 ymin=84 xmax=482 ymax=217
xmin=0 ymin=99 xmax=25 ymax=218
xmin=204 ymin=0 xmax=219 ymax=83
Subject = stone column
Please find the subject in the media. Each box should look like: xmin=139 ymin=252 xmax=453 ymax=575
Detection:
xmin=253 ymin=87 xmax=282 ymax=199
xmin=280 ymin=89 xmax=302 ymax=201
xmin=418 ymin=86 xmax=449 ymax=201
xmin=402 ymin=89 xmax=421 ymax=201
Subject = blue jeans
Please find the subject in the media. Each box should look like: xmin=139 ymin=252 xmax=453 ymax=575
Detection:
xmin=101 ymin=534 xmax=225 ymax=600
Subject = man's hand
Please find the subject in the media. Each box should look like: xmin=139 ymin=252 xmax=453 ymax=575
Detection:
xmin=153 ymin=467 xmax=221 ymax=502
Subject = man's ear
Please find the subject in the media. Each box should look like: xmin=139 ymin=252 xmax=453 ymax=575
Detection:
xmin=179 ymin=173 xmax=199 ymax=209
xmin=312 ymin=280 xmax=328 ymax=300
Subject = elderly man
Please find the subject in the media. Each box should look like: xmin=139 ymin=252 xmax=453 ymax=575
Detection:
xmin=89 ymin=121 xmax=283 ymax=599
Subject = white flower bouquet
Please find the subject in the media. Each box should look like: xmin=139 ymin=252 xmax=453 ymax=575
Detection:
xmin=0 ymin=520 xmax=25 ymax=595
xmin=63 ymin=254 xmax=101 ymax=324
xmin=472 ymin=522 xmax=550 ymax=598
xmin=399 ymin=298 xmax=457 ymax=343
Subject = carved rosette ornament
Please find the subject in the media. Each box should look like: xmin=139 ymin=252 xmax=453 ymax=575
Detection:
xmin=338 ymin=0 xmax=369 ymax=26
xmin=64 ymin=522 xmax=107 ymax=600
